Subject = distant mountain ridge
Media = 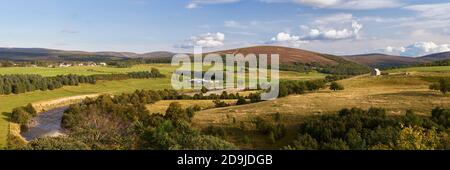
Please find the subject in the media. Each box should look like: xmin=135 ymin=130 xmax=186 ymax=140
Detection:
xmin=0 ymin=47 xmax=175 ymax=61
xmin=343 ymin=53 xmax=420 ymax=68
xmin=1 ymin=46 xmax=450 ymax=68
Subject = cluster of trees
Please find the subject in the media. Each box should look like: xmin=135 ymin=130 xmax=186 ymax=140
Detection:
xmin=279 ymin=54 xmax=370 ymax=75
xmin=325 ymin=75 xmax=350 ymax=82
xmin=253 ymin=114 xmax=287 ymax=144
xmin=418 ymin=59 xmax=450 ymax=67
xmin=89 ymin=69 xmax=165 ymax=81
xmin=22 ymin=89 xmax=236 ymax=150
xmin=127 ymin=68 xmax=165 ymax=79
xmin=285 ymin=107 xmax=450 ymax=150
xmin=0 ymin=60 xmax=15 ymax=67
xmin=278 ymin=80 xmax=327 ymax=97
xmin=9 ymin=104 xmax=37 ymax=130
xmin=280 ymin=63 xmax=315 ymax=73
xmin=330 ymin=82 xmax=344 ymax=91
xmin=0 ymin=68 xmax=166 ymax=95
xmin=0 ymin=74 xmax=96 ymax=95
xmin=430 ymin=78 xmax=450 ymax=94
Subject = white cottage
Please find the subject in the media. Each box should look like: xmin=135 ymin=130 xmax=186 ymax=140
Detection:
xmin=371 ymin=68 xmax=381 ymax=76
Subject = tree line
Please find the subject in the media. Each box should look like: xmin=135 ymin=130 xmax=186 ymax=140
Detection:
xmin=285 ymin=107 xmax=450 ymax=150
xmin=0 ymin=69 xmax=165 ymax=95
xmin=0 ymin=74 xmax=96 ymax=95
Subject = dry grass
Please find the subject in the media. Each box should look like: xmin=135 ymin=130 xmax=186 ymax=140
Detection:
xmin=146 ymin=100 xmax=236 ymax=114
xmin=189 ymin=73 xmax=450 ymax=148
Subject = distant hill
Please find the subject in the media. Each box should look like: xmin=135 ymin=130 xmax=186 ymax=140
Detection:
xmin=212 ymin=46 xmax=338 ymax=65
xmin=139 ymin=51 xmax=175 ymax=59
xmin=0 ymin=48 xmax=175 ymax=61
xmin=419 ymin=51 xmax=450 ymax=61
xmin=211 ymin=46 xmax=370 ymax=75
xmin=345 ymin=51 xmax=450 ymax=68
xmin=3 ymin=46 xmax=449 ymax=74
xmin=344 ymin=53 xmax=420 ymax=68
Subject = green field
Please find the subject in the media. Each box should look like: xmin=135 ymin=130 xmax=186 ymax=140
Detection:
xmin=0 ymin=64 xmax=177 ymax=77
xmin=389 ymin=66 xmax=450 ymax=73
xmin=0 ymin=64 xmax=327 ymax=148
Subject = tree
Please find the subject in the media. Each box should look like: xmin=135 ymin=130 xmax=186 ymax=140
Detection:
xmin=165 ymin=102 xmax=187 ymax=121
xmin=10 ymin=107 xmax=30 ymax=126
xmin=439 ymin=79 xmax=450 ymax=94
xmin=288 ymin=134 xmax=319 ymax=150
xmin=330 ymin=82 xmax=344 ymax=91
xmin=393 ymin=125 xmax=440 ymax=150
xmin=236 ymin=97 xmax=248 ymax=105
xmin=23 ymin=137 xmax=90 ymax=150
xmin=430 ymin=79 xmax=450 ymax=94
xmin=201 ymin=86 xmax=208 ymax=94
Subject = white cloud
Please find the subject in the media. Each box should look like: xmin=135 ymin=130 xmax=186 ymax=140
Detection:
xmin=394 ymin=2 xmax=450 ymax=30
xmin=264 ymin=0 xmax=403 ymax=10
xmin=177 ymin=32 xmax=226 ymax=48
xmin=186 ymin=0 xmax=402 ymax=10
xmin=269 ymin=32 xmax=308 ymax=47
xmin=384 ymin=46 xmax=406 ymax=53
xmin=186 ymin=0 xmax=240 ymax=9
xmin=186 ymin=3 xmax=198 ymax=9
xmin=303 ymin=20 xmax=363 ymax=40
xmin=383 ymin=42 xmax=450 ymax=57
xmin=404 ymin=2 xmax=450 ymax=20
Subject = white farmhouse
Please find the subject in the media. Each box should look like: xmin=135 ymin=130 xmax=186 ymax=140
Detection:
xmin=371 ymin=68 xmax=381 ymax=76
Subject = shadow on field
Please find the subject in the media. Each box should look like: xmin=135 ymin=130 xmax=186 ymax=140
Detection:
xmin=1 ymin=112 xmax=11 ymax=122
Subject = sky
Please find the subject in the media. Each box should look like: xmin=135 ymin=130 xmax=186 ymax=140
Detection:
xmin=0 ymin=0 xmax=450 ymax=57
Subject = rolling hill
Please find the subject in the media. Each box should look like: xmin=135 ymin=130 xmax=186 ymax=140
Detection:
xmin=2 ymin=46 xmax=449 ymax=70
xmin=419 ymin=51 xmax=450 ymax=61
xmin=212 ymin=45 xmax=338 ymax=65
xmin=0 ymin=47 xmax=178 ymax=61
xmin=210 ymin=46 xmax=370 ymax=75
xmin=344 ymin=53 xmax=420 ymax=68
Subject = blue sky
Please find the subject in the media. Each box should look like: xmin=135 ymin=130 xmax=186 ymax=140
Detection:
xmin=0 ymin=0 xmax=449 ymax=57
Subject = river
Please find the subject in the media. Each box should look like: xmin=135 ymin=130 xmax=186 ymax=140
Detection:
xmin=21 ymin=106 xmax=68 ymax=141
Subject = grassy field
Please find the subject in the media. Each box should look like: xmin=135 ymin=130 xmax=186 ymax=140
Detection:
xmin=389 ymin=66 xmax=450 ymax=73
xmin=0 ymin=64 xmax=177 ymax=77
xmin=190 ymin=66 xmax=450 ymax=148
xmin=3 ymin=64 xmax=450 ymax=148
xmin=146 ymin=100 xmax=237 ymax=114
xmin=0 ymin=64 xmax=325 ymax=148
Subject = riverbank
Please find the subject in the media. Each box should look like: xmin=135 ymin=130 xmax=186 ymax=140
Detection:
xmin=6 ymin=94 xmax=101 ymax=148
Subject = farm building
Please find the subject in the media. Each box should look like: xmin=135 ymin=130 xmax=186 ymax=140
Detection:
xmin=59 ymin=63 xmax=72 ymax=67
xmin=371 ymin=68 xmax=381 ymax=76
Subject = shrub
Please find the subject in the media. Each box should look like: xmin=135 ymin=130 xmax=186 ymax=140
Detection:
xmin=23 ymin=137 xmax=90 ymax=150
xmin=214 ymin=100 xmax=229 ymax=107
xmin=236 ymin=97 xmax=248 ymax=105
xmin=10 ymin=107 xmax=31 ymax=127
xmin=329 ymin=82 xmax=344 ymax=91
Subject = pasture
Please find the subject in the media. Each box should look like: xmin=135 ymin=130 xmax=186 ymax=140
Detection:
xmin=0 ymin=64 xmax=177 ymax=77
